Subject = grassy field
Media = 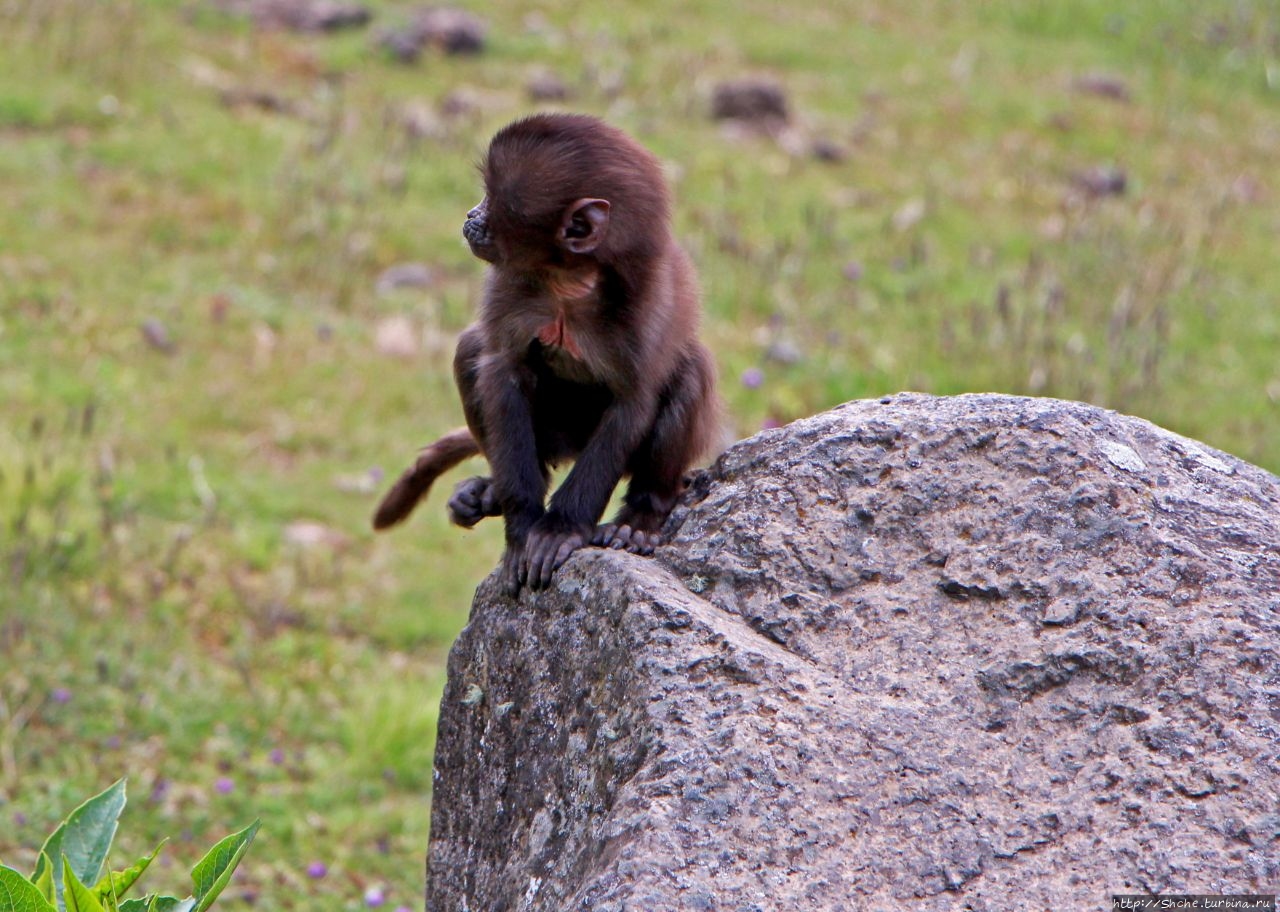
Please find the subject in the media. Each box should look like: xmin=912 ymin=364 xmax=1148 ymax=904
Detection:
xmin=2 ymin=0 xmax=1277 ymax=907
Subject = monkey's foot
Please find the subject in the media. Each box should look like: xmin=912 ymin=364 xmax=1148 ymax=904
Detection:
xmin=521 ymin=514 xmax=590 ymax=590
xmin=592 ymin=523 xmax=662 ymax=555
xmin=592 ymin=508 xmax=666 ymax=555
xmin=448 ymin=476 xmax=501 ymax=528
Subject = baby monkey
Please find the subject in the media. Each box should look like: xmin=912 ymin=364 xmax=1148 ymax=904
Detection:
xmin=373 ymin=113 xmax=719 ymax=594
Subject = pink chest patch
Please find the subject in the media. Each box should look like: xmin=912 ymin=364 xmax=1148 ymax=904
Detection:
xmin=536 ymin=311 xmax=583 ymax=359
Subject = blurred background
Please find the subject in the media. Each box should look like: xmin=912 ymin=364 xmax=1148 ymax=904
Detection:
xmin=2 ymin=0 xmax=1277 ymax=907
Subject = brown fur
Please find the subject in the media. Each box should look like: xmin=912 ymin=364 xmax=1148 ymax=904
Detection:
xmin=371 ymin=428 xmax=478 ymax=530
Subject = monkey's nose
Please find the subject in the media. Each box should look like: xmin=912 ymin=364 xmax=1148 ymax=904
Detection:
xmin=467 ymin=206 xmax=483 ymax=219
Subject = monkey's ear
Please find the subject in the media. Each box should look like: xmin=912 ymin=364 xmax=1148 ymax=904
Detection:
xmin=558 ymin=198 xmax=610 ymax=254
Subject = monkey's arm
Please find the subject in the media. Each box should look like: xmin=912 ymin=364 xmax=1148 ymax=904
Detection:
xmin=521 ymin=392 xmax=659 ymax=589
xmin=476 ymin=356 xmax=550 ymax=593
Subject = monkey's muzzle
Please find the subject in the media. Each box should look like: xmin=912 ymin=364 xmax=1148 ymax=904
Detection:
xmin=463 ymin=200 xmax=497 ymax=262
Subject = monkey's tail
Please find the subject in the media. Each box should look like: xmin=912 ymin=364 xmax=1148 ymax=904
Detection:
xmin=372 ymin=428 xmax=481 ymax=530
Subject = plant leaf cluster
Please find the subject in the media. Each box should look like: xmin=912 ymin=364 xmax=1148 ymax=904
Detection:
xmin=0 ymin=781 xmax=258 ymax=912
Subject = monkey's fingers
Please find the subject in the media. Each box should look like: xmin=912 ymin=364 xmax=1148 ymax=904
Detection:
xmin=633 ymin=530 xmax=659 ymax=555
xmin=551 ymin=536 xmax=582 ymax=576
xmin=524 ymin=531 xmax=585 ymax=590
xmin=447 ymin=493 xmax=481 ymax=527
xmin=447 ymin=475 xmax=500 ymax=528
xmin=591 ymin=523 xmax=620 ymax=547
xmin=522 ymin=534 xmax=554 ymax=590
xmin=598 ymin=523 xmax=658 ymax=555
xmin=499 ymin=548 xmax=523 ymax=597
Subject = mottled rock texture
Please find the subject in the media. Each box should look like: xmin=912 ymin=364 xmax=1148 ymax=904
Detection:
xmin=425 ymin=394 xmax=1280 ymax=912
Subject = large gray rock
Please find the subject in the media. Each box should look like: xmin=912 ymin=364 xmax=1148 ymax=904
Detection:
xmin=425 ymin=394 xmax=1280 ymax=911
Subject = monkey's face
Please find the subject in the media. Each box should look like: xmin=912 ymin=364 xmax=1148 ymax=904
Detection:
xmin=461 ymin=198 xmax=551 ymax=268
xmin=462 ymin=198 xmax=498 ymax=263
xmin=463 ymin=192 xmax=612 ymax=272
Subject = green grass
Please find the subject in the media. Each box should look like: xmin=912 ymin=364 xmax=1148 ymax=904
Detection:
xmin=2 ymin=0 xmax=1278 ymax=907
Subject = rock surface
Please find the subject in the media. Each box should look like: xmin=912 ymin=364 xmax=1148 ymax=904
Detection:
xmin=375 ymin=6 xmax=487 ymax=63
xmin=211 ymin=0 xmax=372 ymax=32
xmin=710 ymin=77 xmax=790 ymax=126
xmin=425 ymin=393 xmax=1280 ymax=911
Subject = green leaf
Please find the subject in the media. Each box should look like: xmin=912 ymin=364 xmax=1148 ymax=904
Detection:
xmin=149 ymin=899 xmax=194 ymax=912
xmin=31 ymin=855 xmax=55 ymax=905
xmin=0 ymin=864 xmax=57 ymax=912
xmin=93 ymin=842 xmax=165 ymax=906
xmin=189 ymin=820 xmax=258 ymax=912
xmin=34 ymin=779 xmax=127 ymax=905
xmin=62 ymin=858 xmax=105 ymax=912
xmin=118 ymin=898 xmax=192 ymax=912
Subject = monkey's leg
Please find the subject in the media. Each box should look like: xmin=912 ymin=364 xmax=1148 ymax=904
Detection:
xmin=595 ymin=346 xmax=717 ymax=555
xmin=521 ymin=392 xmax=660 ymax=590
xmin=443 ymin=327 xmax=506 ymax=530
xmin=593 ymin=447 xmax=682 ymax=555
xmin=454 ymin=324 xmax=489 ymax=450
xmin=378 ymin=326 xmax=493 ymax=533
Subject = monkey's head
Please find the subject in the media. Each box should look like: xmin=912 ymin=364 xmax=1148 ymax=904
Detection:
xmin=462 ymin=114 xmax=671 ymax=272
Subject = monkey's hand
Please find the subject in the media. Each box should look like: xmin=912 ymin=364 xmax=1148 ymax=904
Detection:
xmin=447 ymin=476 xmax=502 ymax=528
xmin=520 ymin=513 xmax=591 ymax=590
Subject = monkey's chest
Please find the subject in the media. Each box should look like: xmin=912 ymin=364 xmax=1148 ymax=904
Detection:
xmin=536 ymin=311 xmax=582 ymax=359
xmin=534 ymin=311 xmax=599 ymax=385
